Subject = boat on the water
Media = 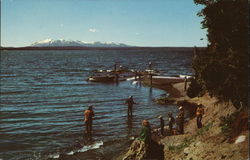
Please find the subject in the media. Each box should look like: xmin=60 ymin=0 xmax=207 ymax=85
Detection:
xmin=142 ymin=69 xmax=160 ymax=76
xmin=178 ymin=75 xmax=193 ymax=79
xmin=88 ymin=67 xmax=136 ymax=83
xmin=88 ymin=76 xmax=115 ymax=82
xmin=151 ymin=76 xmax=186 ymax=84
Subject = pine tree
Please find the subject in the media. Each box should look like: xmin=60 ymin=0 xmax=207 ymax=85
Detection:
xmin=191 ymin=0 xmax=248 ymax=108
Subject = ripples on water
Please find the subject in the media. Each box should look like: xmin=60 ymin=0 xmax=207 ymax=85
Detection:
xmin=0 ymin=49 xmax=193 ymax=159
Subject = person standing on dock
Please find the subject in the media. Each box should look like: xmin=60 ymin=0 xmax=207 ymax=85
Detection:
xmin=176 ymin=106 xmax=185 ymax=134
xmin=134 ymin=70 xmax=138 ymax=80
xmin=113 ymin=63 xmax=119 ymax=83
xmin=114 ymin=63 xmax=117 ymax=71
xmin=168 ymin=112 xmax=175 ymax=135
xmin=125 ymin=96 xmax=136 ymax=117
xmin=196 ymin=103 xmax=205 ymax=128
xmin=148 ymin=62 xmax=153 ymax=85
xmin=84 ymin=105 xmax=95 ymax=134
xmin=148 ymin=61 xmax=152 ymax=70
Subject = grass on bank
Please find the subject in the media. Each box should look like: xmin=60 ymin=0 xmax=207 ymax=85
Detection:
xmin=168 ymin=122 xmax=213 ymax=153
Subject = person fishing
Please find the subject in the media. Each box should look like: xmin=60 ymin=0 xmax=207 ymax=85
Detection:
xmin=158 ymin=115 xmax=164 ymax=136
xmin=84 ymin=105 xmax=94 ymax=134
xmin=176 ymin=106 xmax=185 ymax=134
xmin=196 ymin=103 xmax=205 ymax=128
xmin=125 ymin=96 xmax=136 ymax=117
xmin=168 ymin=112 xmax=175 ymax=135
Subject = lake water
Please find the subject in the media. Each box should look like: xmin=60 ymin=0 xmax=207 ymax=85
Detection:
xmin=0 ymin=49 xmax=193 ymax=160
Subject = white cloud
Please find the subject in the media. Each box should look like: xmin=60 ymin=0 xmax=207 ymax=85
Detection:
xmin=60 ymin=24 xmax=64 ymax=28
xmin=135 ymin=32 xmax=140 ymax=35
xmin=89 ymin=28 xmax=98 ymax=33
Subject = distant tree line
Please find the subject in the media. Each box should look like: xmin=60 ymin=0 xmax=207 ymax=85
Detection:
xmin=187 ymin=0 xmax=248 ymax=108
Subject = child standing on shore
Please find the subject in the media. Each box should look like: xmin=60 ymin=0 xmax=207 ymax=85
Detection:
xmin=168 ymin=112 xmax=175 ymax=135
xmin=158 ymin=116 xmax=164 ymax=136
xmin=196 ymin=103 xmax=205 ymax=128
xmin=177 ymin=106 xmax=185 ymax=134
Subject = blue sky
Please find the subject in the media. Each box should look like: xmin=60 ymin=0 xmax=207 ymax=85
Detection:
xmin=1 ymin=0 xmax=207 ymax=47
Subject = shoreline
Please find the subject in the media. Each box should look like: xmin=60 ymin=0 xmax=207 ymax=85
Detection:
xmin=160 ymin=82 xmax=248 ymax=160
xmin=143 ymin=80 xmax=191 ymax=104
xmin=120 ymin=81 xmax=249 ymax=160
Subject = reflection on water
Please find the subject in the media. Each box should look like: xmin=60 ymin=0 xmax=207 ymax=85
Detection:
xmin=127 ymin=116 xmax=133 ymax=135
xmin=0 ymin=49 xmax=193 ymax=159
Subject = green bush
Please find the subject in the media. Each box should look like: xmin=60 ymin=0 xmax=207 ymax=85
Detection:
xmin=193 ymin=0 xmax=248 ymax=108
xmin=219 ymin=112 xmax=238 ymax=138
xmin=196 ymin=122 xmax=213 ymax=136
xmin=187 ymin=77 xmax=204 ymax=98
xmin=168 ymin=138 xmax=193 ymax=153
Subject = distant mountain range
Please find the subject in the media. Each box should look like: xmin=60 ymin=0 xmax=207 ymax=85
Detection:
xmin=1 ymin=39 xmax=206 ymax=51
xmin=30 ymin=39 xmax=130 ymax=47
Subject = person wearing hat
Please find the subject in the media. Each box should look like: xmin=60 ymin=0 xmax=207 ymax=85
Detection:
xmin=158 ymin=115 xmax=164 ymax=136
xmin=196 ymin=103 xmax=205 ymax=128
xmin=138 ymin=120 xmax=151 ymax=145
xmin=84 ymin=105 xmax=95 ymax=134
xmin=125 ymin=96 xmax=136 ymax=117
xmin=176 ymin=106 xmax=185 ymax=134
xmin=168 ymin=112 xmax=175 ymax=135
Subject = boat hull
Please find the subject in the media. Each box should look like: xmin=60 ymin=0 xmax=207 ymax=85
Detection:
xmin=152 ymin=76 xmax=185 ymax=84
xmin=88 ymin=76 xmax=115 ymax=82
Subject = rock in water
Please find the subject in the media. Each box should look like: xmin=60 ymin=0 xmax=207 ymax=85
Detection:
xmin=122 ymin=139 xmax=148 ymax=160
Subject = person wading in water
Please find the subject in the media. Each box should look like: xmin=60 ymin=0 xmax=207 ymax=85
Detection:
xmin=125 ymin=96 xmax=136 ymax=117
xmin=84 ymin=105 xmax=94 ymax=134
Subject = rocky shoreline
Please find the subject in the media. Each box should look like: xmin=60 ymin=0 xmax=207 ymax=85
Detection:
xmin=118 ymin=82 xmax=249 ymax=160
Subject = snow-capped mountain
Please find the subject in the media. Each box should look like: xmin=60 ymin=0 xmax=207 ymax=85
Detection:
xmin=30 ymin=39 xmax=130 ymax=47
